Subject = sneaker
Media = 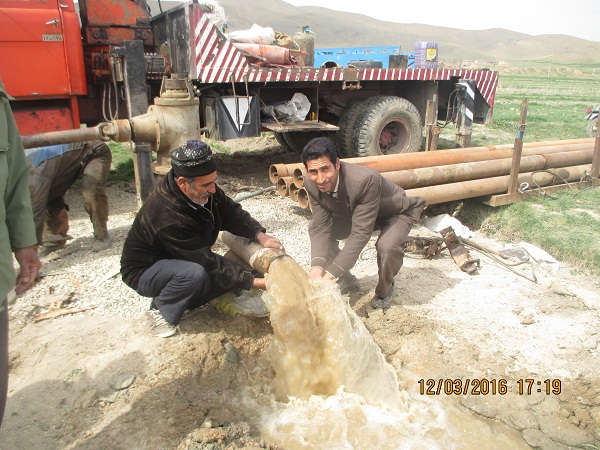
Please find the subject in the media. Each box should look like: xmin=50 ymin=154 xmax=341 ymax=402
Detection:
xmin=337 ymin=273 xmax=360 ymax=294
xmin=145 ymin=309 xmax=177 ymax=338
xmin=91 ymin=236 xmax=111 ymax=252
xmin=370 ymin=282 xmax=396 ymax=309
xmin=210 ymin=290 xmax=270 ymax=318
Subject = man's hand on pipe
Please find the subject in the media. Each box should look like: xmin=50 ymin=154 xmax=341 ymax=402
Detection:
xmin=256 ymin=231 xmax=284 ymax=251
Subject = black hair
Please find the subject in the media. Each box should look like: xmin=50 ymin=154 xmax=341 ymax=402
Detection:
xmin=300 ymin=137 xmax=338 ymax=167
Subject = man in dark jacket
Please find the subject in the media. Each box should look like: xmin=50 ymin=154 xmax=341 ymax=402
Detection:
xmin=301 ymin=137 xmax=426 ymax=309
xmin=26 ymin=140 xmax=112 ymax=252
xmin=120 ymin=139 xmax=283 ymax=337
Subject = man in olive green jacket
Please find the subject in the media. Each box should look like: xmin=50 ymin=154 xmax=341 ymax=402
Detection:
xmin=0 ymin=79 xmax=41 ymax=425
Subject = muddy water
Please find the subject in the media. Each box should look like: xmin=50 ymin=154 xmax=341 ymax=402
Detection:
xmin=252 ymin=256 xmax=529 ymax=449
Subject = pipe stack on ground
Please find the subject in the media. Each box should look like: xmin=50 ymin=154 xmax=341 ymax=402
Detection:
xmin=270 ymin=163 xmax=312 ymax=209
xmin=269 ymin=138 xmax=598 ymax=207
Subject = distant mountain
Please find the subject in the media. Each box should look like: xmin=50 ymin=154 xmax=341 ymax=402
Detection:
xmin=146 ymin=0 xmax=600 ymax=68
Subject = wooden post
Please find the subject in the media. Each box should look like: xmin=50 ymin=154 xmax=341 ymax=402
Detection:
xmin=592 ymin=126 xmax=600 ymax=179
xmin=425 ymin=100 xmax=436 ymax=151
xmin=507 ymin=98 xmax=528 ymax=194
xmin=430 ymin=125 xmax=441 ymax=151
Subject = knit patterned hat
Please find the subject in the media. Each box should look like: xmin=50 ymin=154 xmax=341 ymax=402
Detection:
xmin=170 ymin=139 xmax=217 ymax=177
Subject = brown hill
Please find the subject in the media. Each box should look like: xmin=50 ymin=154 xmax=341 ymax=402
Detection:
xmin=146 ymin=0 xmax=600 ymax=68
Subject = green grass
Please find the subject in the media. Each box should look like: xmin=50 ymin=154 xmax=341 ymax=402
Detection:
xmin=107 ymin=141 xmax=136 ymax=183
xmin=460 ymin=187 xmax=600 ymax=276
xmin=435 ymin=73 xmax=600 ymax=276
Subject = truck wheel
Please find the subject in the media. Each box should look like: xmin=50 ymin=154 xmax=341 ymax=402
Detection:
xmin=336 ymin=97 xmax=384 ymax=157
xmin=273 ymin=131 xmax=293 ymax=151
xmin=284 ymin=131 xmax=334 ymax=154
xmin=353 ymin=96 xmax=423 ymax=156
xmin=586 ymin=118 xmax=598 ymax=138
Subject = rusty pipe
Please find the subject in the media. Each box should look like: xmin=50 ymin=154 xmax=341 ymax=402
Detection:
xmin=289 ymin=182 xmax=300 ymax=202
xmin=383 ymin=150 xmax=593 ymax=189
xmin=297 ymin=187 xmax=310 ymax=209
xmin=276 ymin=176 xmax=293 ymax=197
xmin=270 ymin=140 xmax=594 ymax=183
xmin=405 ymin=164 xmax=592 ymax=205
xmin=269 ymin=163 xmax=303 ymax=184
xmin=292 ymin=167 xmax=305 ymax=187
xmin=218 ymin=231 xmax=286 ymax=275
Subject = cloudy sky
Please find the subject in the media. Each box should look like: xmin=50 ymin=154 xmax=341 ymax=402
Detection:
xmin=283 ymin=0 xmax=600 ymax=42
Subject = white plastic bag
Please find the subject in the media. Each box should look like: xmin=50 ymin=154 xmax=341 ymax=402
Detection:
xmin=423 ymin=214 xmax=473 ymax=239
xmin=261 ymin=93 xmax=311 ymax=122
xmin=229 ymin=24 xmax=275 ymax=45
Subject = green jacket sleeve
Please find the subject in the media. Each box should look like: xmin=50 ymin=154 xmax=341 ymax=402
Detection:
xmin=0 ymin=85 xmax=38 ymax=300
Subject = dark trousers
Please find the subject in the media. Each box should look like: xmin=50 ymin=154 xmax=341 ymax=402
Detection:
xmin=330 ymin=199 xmax=425 ymax=297
xmin=136 ymin=260 xmax=231 ymax=325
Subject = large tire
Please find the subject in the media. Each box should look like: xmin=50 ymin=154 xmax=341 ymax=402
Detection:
xmin=353 ymin=96 xmax=423 ymax=156
xmin=284 ymin=131 xmax=335 ymax=154
xmin=586 ymin=118 xmax=598 ymax=138
xmin=335 ymin=97 xmax=384 ymax=157
xmin=273 ymin=131 xmax=293 ymax=151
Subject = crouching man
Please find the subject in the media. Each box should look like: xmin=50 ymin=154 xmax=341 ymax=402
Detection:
xmin=301 ymin=137 xmax=426 ymax=309
xmin=120 ymin=140 xmax=283 ymax=337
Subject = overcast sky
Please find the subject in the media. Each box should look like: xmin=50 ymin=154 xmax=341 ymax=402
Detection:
xmin=283 ymin=0 xmax=600 ymax=42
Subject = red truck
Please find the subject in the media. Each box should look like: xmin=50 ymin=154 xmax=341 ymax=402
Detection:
xmin=0 ymin=0 xmax=498 ymax=194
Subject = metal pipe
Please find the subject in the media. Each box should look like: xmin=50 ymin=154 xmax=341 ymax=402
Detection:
xmin=269 ymin=163 xmax=302 ymax=184
xmin=276 ymin=176 xmax=293 ymax=197
xmin=292 ymin=167 xmax=305 ymax=187
xmin=271 ymin=140 xmax=594 ymax=183
xmin=382 ymin=150 xmax=593 ymax=189
xmin=218 ymin=231 xmax=286 ymax=275
xmin=21 ymin=125 xmax=111 ymax=149
xmin=297 ymin=187 xmax=310 ymax=209
xmin=289 ymin=182 xmax=300 ymax=202
xmin=232 ymin=186 xmax=276 ymax=202
xmin=405 ymin=164 xmax=592 ymax=205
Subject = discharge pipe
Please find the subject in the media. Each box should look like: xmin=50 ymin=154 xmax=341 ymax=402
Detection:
xmin=219 ymin=231 xmax=286 ymax=275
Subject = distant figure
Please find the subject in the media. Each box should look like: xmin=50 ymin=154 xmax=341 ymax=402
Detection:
xmin=120 ymin=139 xmax=283 ymax=338
xmin=301 ymin=137 xmax=426 ymax=309
xmin=1 ymin=79 xmax=41 ymax=426
xmin=26 ymin=141 xmax=112 ymax=252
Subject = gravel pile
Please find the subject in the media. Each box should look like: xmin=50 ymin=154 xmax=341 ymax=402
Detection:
xmin=10 ymin=177 xmax=380 ymax=325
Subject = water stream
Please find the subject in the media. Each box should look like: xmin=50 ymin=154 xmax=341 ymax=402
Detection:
xmin=245 ymin=255 xmax=528 ymax=449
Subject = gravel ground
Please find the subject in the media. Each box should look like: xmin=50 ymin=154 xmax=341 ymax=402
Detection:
xmin=5 ymin=142 xmax=600 ymax=449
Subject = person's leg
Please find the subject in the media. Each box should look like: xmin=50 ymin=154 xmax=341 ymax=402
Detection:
xmin=374 ymin=216 xmax=413 ymax=298
xmin=81 ymin=144 xmax=111 ymax=242
xmin=374 ymin=197 xmax=426 ymax=298
xmin=136 ymin=259 xmax=211 ymax=326
xmin=45 ymin=197 xmax=69 ymax=238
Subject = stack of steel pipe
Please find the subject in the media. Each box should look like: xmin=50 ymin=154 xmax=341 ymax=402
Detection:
xmin=270 ymin=162 xmax=312 ymax=209
xmin=268 ymin=138 xmax=598 ymax=207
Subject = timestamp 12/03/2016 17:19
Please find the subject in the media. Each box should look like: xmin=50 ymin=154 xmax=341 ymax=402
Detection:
xmin=418 ymin=378 xmax=562 ymax=396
